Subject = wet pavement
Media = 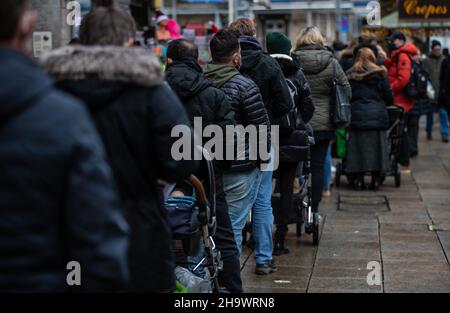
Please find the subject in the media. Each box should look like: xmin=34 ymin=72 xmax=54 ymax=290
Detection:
xmin=240 ymin=117 xmax=450 ymax=293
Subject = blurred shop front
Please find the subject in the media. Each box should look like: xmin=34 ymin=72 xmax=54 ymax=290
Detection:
xmin=365 ymin=0 xmax=450 ymax=54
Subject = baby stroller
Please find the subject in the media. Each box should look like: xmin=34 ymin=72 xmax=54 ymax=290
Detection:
xmin=165 ymin=150 xmax=223 ymax=293
xmin=272 ymin=134 xmax=319 ymax=245
xmin=335 ymin=105 xmax=404 ymax=188
xmin=243 ymin=131 xmax=319 ymax=247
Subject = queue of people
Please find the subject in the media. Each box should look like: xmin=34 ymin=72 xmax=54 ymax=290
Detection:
xmin=1 ymin=0 xmax=450 ymax=293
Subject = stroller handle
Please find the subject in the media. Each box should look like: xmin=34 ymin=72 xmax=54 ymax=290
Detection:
xmin=188 ymin=175 xmax=208 ymax=205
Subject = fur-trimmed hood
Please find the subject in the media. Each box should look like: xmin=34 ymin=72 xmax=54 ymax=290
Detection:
xmin=41 ymin=45 xmax=164 ymax=87
xmin=347 ymin=67 xmax=387 ymax=81
xmin=270 ymin=54 xmax=300 ymax=77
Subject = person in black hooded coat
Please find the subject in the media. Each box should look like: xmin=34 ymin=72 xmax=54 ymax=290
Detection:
xmin=229 ymin=19 xmax=292 ymax=122
xmin=0 ymin=0 xmax=129 ymax=292
xmin=165 ymin=39 xmax=242 ymax=293
xmin=266 ymin=32 xmax=315 ymax=255
xmin=42 ymin=4 xmax=199 ymax=293
xmin=346 ymin=47 xmax=393 ymax=191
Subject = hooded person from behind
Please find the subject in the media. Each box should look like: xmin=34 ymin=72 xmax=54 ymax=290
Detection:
xmin=346 ymin=47 xmax=394 ymax=190
xmin=164 ymin=38 xmax=243 ymax=293
xmin=291 ymin=26 xmax=351 ymax=220
xmin=266 ymin=31 xmax=315 ymax=255
xmin=229 ymin=18 xmax=292 ymax=122
xmin=203 ymin=29 xmax=275 ymax=276
xmin=0 ymin=0 xmax=129 ymax=292
xmin=42 ymin=3 xmax=199 ymax=292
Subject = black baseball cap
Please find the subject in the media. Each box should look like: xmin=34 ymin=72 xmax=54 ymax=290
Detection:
xmin=389 ymin=32 xmax=406 ymax=42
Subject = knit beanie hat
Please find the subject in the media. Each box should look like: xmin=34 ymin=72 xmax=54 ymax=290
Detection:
xmin=266 ymin=32 xmax=292 ymax=55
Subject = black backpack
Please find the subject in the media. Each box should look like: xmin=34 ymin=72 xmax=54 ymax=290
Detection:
xmin=278 ymin=78 xmax=298 ymax=133
xmin=399 ymin=53 xmax=426 ymax=99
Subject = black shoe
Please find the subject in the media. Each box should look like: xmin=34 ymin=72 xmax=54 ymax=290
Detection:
xmin=255 ymin=260 xmax=278 ymax=275
xmin=427 ymin=133 xmax=433 ymax=141
xmin=273 ymin=235 xmax=290 ymax=256
xmin=442 ymin=135 xmax=449 ymax=143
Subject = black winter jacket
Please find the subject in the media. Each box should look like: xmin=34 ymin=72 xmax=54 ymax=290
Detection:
xmin=239 ymin=36 xmax=293 ymax=122
xmin=439 ymin=57 xmax=450 ymax=114
xmin=166 ymin=59 xmax=235 ymax=131
xmin=410 ymin=61 xmax=433 ymax=116
xmin=271 ymin=54 xmax=315 ymax=162
xmin=166 ymin=59 xmax=236 ymax=176
xmin=271 ymin=54 xmax=315 ymax=124
xmin=347 ymin=69 xmax=394 ymax=130
xmin=0 ymin=48 xmax=129 ymax=292
xmin=43 ymin=46 xmax=199 ymax=293
xmin=204 ymin=63 xmax=271 ymax=171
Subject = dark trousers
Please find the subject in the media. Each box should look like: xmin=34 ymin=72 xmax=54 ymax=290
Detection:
xmin=214 ymin=173 xmax=242 ymax=293
xmin=407 ymin=114 xmax=420 ymax=157
xmin=276 ymin=161 xmax=300 ymax=236
xmin=311 ymin=139 xmax=331 ymax=211
xmin=398 ymin=113 xmax=410 ymax=166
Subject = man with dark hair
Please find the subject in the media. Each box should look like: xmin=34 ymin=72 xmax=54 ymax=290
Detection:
xmin=205 ymin=30 xmax=274 ymax=275
xmin=229 ymin=18 xmax=293 ymax=273
xmin=165 ymin=39 xmax=243 ymax=293
xmin=424 ymin=40 xmax=449 ymax=143
xmin=0 ymin=0 xmax=129 ymax=291
xmin=43 ymin=2 xmax=199 ymax=292
xmin=166 ymin=38 xmax=199 ymax=62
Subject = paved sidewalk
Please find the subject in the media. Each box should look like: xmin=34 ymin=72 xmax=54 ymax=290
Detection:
xmin=241 ymin=122 xmax=450 ymax=293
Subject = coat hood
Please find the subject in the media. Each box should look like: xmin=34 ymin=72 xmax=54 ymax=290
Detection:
xmin=347 ymin=67 xmax=387 ymax=81
xmin=42 ymin=45 xmax=164 ymax=87
xmin=239 ymin=35 xmax=264 ymax=70
xmin=270 ymin=54 xmax=300 ymax=77
xmin=292 ymin=45 xmax=334 ymax=75
xmin=0 ymin=48 xmax=53 ymax=123
xmin=204 ymin=63 xmax=240 ymax=88
xmin=165 ymin=59 xmax=213 ymax=99
xmin=41 ymin=45 xmax=164 ymax=109
xmin=391 ymin=43 xmax=419 ymax=60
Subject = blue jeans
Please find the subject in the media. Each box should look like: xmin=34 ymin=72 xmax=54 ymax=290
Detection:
xmin=252 ymin=169 xmax=275 ymax=265
xmin=223 ymin=168 xmax=260 ymax=257
xmin=324 ymin=145 xmax=332 ymax=190
xmin=426 ymin=107 xmax=449 ymax=136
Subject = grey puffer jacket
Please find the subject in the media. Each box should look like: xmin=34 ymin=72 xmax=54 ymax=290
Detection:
xmin=292 ymin=45 xmax=351 ymax=133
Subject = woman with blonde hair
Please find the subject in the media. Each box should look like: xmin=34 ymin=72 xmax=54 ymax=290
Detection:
xmin=291 ymin=26 xmax=351 ymax=223
xmin=346 ymin=47 xmax=394 ymax=190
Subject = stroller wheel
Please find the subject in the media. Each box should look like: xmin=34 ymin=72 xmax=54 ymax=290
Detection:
xmin=395 ymin=165 xmax=401 ymax=188
xmin=296 ymin=222 xmax=303 ymax=237
xmin=312 ymin=214 xmax=320 ymax=246
xmin=335 ymin=163 xmax=342 ymax=187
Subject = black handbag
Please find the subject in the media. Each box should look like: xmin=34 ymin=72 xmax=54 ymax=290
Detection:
xmin=330 ymin=61 xmax=351 ymax=128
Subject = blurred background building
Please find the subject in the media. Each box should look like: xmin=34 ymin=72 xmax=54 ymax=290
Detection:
xmin=27 ymin=0 xmax=450 ymax=58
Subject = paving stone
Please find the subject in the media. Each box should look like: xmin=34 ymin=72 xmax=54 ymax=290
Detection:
xmin=383 ymin=259 xmax=450 ymax=273
xmin=307 ymin=277 xmax=382 ymax=292
xmin=244 ymin=286 xmax=307 ymax=293
xmin=314 ymin=258 xmax=378 ymax=272
xmin=317 ymin=246 xmax=380 ymax=260
xmin=381 ymin=249 xmax=446 ymax=262
xmin=384 ymin=272 xmax=450 ymax=293
xmin=379 ymin=223 xmax=430 ymax=236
